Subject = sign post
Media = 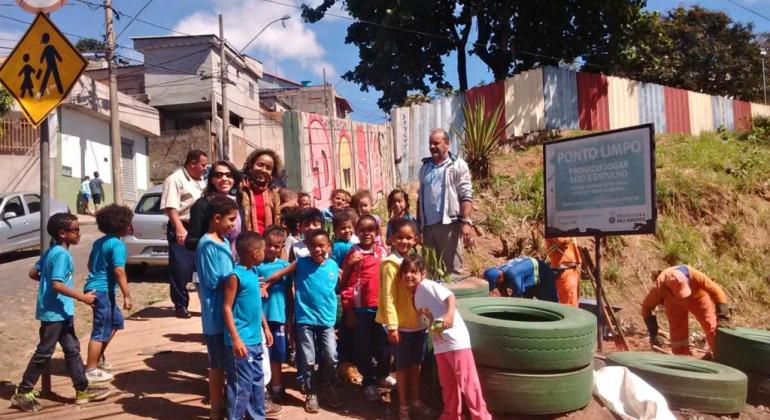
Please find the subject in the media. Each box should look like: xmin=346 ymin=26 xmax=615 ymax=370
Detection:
xmin=544 ymin=124 xmax=656 ymax=352
xmin=0 ymin=4 xmax=85 ymax=394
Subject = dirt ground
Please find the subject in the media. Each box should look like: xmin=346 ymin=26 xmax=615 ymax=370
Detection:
xmin=0 ymin=222 xmax=170 ymax=385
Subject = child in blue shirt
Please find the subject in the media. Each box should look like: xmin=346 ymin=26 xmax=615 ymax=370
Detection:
xmin=12 ymin=213 xmax=111 ymax=413
xmin=83 ymin=204 xmax=134 ymax=384
xmin=196 ymin=195 xmax=238 ymax=419
xmin=258 ymin=226 xmax=291 ymax=402
xmin=223 ymin=231 xmax=273 ymax=420
xmin=263 ymin=229 xmax=342 ymax=414
xmin=331 ymin=211 xmax=356 ymax=266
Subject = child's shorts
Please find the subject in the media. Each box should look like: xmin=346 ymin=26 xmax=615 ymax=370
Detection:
xmin=268 ymin=322 xmax=287 ymax=363
xmin=90 ymin=290 xmax=124 ymax=342
xmin=393 ymin=330 xmax=427 ymax=370
xmin=204 ymin=333 xmax=226 ymax=370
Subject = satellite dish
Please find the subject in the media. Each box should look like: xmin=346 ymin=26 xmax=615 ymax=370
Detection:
xmin=15 ymin=0 xmax=67 ymax=14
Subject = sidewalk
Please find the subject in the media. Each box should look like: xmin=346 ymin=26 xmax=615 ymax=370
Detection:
xmin=0 ymin=294 xmax=389 ymax=419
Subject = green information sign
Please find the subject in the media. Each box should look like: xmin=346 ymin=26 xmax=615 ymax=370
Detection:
xmin=544 ymin=124 xmax=656 ymax=237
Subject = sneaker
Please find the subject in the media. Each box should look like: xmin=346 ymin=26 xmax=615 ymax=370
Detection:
xmin=398 ymin=405 xmax=412 ymax=420
xmin=377 ymin=375 xmax=397 ymax=388
xmin=265 ymin=393 xmax=284 ymax=418
xmin=321 ymin=384 xmax=342 ymax=408
xmin=10 ymin=389 xmax=42 ymax=412
xmin=85 ymin=368 xmax=114 ymax=383
xmin=363 ymin=384 xmax=379 ymax=402
xmin=411 ymin=400 xmax=437 ymax=418
xmin=175 ymin=307 xmax=192 ymax=319
xmin=75 ymin=385 xmax=112 ymax=404
xmin=305 ymin=393 xmax=319 ymax=414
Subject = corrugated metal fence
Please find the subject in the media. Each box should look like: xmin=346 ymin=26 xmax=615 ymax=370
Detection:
xmin=389 ymin=66 xmax=770 ymax=183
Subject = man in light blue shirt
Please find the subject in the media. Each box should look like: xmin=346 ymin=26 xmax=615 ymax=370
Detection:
xmin=417 ymin=128 xmax=474 ymax=275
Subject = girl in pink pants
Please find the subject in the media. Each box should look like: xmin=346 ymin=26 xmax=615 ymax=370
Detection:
xmin=400 ymin=255 xmax=492 ymax=420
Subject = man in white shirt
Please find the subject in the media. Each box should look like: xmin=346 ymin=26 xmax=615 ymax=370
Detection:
xmin=161 ymin=149 xmax=208 ymax=318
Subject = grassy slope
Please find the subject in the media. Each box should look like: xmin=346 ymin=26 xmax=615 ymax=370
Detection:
xmin=468 ymin=132 xmax=770 ymax=329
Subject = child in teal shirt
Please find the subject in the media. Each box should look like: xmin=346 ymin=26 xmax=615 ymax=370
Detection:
xmin=257 ymin=226 xmax=291 ymax=401
xmin=12 ymin=213 xmax=110 ymax=413
xmin=223 ymin=231 xmax=273 ymax=420
xmin=196 ymin=195 xmax=238 ymax=418
xmin=83 ymin=204 xmax=134 ymax=384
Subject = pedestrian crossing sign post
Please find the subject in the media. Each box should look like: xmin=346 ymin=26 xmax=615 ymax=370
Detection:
xmin=0 ymin=13 xmax=87 ymax=126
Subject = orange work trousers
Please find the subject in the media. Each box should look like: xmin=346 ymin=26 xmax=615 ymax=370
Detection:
xmin=664 ymin=296 xmax=717 ymax=355
xmin=556 ymin=268 xmax=580 ymax=307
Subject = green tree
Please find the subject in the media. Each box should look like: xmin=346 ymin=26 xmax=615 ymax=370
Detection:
xmin=303 ymin=1 xmax=645 ymax=110
xmin=0 ymin=88 xmax=12 ymax=117
xmin=75 ymin=37 xmax=107 ymax=53
xmin=471 ymin=0 xmax=645 ymax=81
xmin=303 ymin=0 xmax=471 ymax=110
xmin=613 ymin=6 xmax=766 ymax=102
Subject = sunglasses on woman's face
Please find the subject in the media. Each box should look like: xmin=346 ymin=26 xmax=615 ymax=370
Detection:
xmin=211 ymin=171 xmax=234 ymax=179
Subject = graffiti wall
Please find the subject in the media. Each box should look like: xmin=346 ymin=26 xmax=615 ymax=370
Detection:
xmin=283 ymin=111 xmax=396 ymax=209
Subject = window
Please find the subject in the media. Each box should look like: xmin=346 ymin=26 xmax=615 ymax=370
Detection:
xmin=249 ymin=82 xmax=255 ymax=100
xmin=135 ymin=194 xmax=162 ymax=215
xmin=24 ymin=194 xmax=41 ymax=213
xmin=2 ymin=196 xmax=25 ymax=218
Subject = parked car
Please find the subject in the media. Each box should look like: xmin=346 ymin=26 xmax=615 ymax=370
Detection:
xmin=0 ymin=192 xmax=70 ymax=254
xmin=124 ymin=185 xmax=169 ymax=272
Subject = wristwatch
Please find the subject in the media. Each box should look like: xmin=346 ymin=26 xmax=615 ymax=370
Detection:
xmin=461 ymin=218 xmax=473 ymax=226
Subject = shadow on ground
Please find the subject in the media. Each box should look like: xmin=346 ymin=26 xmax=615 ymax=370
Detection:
xmin=0 ymin=249 xmax=39 ymax=264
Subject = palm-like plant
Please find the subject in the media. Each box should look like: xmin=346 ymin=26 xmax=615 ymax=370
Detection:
xmin=454 ymin=98 xmax=511 ymax=183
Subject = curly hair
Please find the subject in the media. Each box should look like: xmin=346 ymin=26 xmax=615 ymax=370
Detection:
xmin=47 ymin=212 xmax=77 ymax=244
xmin=243 ymin=148 xmax=283 ymax=179
xmin=95 ymin=204 xmax=134 ymax=236
xmin=351 ymin=189 xmax=373 ymax=211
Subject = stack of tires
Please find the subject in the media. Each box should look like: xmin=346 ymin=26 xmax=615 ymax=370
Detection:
xmin=606 ymin=351 xmax=747 ymax=414
xmin=715 ymin=327 xmax=770 ymax=406
xmin=458 ymin=297 xmax=597 ymax=415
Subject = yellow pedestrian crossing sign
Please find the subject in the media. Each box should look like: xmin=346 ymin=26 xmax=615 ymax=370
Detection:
xmin=0 ymin=13 xmax=87 ymax=126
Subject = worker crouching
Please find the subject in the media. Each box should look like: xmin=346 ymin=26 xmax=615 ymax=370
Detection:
xmin=483 ymin=257 xmax=558 ymax=302
xmin=641 ymin=265 xmax=731 ymax=356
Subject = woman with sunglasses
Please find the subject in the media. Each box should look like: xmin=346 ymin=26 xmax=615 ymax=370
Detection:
xmin=184 ymin=160 xmax=243 ymax=256
xmin=237 ymin=149 xmax=282 ymax=234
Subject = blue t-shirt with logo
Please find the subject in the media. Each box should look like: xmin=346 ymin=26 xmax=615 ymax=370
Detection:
xmin=294 ymin=256 xmax=339 ymax=327
xmin=225 ymin=265 xmax=263 ymax=346
xmin=83 ymin=235 xmax=126 ymax=294
xmin=196 ymin=234 xmax=233 ymax=335
xmin=35 ymin=245 xmax=75 ymax=322
xmin=256 ymin=258 xmax=291 ymax=323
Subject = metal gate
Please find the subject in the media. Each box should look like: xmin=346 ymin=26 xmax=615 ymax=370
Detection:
xmin=121 ymin=140 xmax=137 ymax=203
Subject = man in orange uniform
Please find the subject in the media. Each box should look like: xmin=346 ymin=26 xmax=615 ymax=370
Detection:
xmin=641 ymin=265 xmax=731 ymax=355
xmin=545 ymin=237 xmax=581 ymax=307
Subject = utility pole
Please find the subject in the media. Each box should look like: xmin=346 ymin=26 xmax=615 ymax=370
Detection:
xmin=105 ymin=0 xmax=123 ymax=204
xmin=761 ymin=49 xmax=767 ymax=105
xmin=219 ymin=14 xmax=230 ymax=160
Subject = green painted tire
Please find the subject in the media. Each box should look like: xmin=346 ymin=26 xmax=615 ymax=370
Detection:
xmin=478 ymin=364 xmax=593 ymax=415
xmin=607 ymin=351 xmax=747 ymax=414
xmin=746 ymin=372 xmax=770 ymax=407
xmin=446 ymin=277 xmax=489 ymax=299
xmin=715 ymin=327 xmax=770 ymax=376
xmin=458 ymin=297 xmax=596 ymax=372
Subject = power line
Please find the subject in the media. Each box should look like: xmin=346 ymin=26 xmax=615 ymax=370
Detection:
xmin=115 ymin=0 xmax=154 ymax=41
xmin=724 ymin=0 xmax=770 ymax=24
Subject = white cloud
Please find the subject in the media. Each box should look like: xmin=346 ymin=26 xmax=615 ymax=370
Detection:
xmin=0 ymin=30 xmax=22 ymax=52
xmin=174 ymin=0 xmax=336 ymax=78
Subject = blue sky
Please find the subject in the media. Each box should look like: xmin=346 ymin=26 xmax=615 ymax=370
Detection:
xmin=0 ymin=0 xmax=768 ymax=123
